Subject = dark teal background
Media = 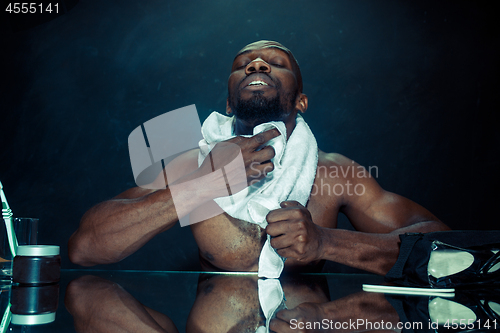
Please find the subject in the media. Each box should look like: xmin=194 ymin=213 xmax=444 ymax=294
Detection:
xmin=1 ymin=0 xmax=499 ymax=271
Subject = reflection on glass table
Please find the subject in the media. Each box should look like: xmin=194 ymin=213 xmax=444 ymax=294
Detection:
xmin=1 ymin=270 xmax=498 ymax=332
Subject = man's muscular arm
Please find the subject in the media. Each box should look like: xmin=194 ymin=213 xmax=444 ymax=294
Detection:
xmin=68 ymin=150 xmax=205 ymax=266
xmin=69 ymin=129 xmax=280 ymax=266
xmin=330 ymin=153 xmax=449 ymax=274
xmin=266 ymin=153 xmax=449 ymax=275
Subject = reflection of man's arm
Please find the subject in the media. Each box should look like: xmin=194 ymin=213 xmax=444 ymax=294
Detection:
xmin=65 ymin=275 xmax=178 ymax=333
xmin=271 ymin=291 xmax=400 ymax=333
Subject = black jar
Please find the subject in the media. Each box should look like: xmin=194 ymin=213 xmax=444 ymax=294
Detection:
xmin=12 ymin=245 xmax=61 ymax=285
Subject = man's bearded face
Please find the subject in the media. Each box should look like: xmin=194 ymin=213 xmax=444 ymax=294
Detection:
xmin=227 ymin=42 xmax=302 ymax=127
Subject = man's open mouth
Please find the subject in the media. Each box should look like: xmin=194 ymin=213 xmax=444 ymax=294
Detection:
xmin=247 ymin=80 xmax=269 ymax=86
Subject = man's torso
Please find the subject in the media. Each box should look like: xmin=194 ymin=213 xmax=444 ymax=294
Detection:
xmin=188 ymin=150 xmax=344 ymax=272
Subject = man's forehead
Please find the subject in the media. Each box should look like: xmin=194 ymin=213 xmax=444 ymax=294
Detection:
xmin=234 ymin=40 xmax=292 ymax=59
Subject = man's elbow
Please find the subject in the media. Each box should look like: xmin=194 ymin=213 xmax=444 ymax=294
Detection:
xmin=68 ymin=232 xmax=97 ymax=267
xmin=432 ymin=220 xmax=452 ymax=232
xmin=413 ymin=220 xmax=451 ymax=233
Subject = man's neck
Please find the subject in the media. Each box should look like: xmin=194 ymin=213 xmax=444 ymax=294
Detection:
xmin=233 ymin=114 xmax=297 ymax=140
xmin=233 ymin=118 xmax=258 ymax=136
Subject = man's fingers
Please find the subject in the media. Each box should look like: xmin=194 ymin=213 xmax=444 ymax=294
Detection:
xmin=266 ymin=204 xmax=305 ymax=224
xmin=266 ymin=209 xmax=289 ymax=224
xmin=269 ymin=316 xmax=292 ymax=332
xmin=275 ymin=308 xmax=298 ymax=322
xmin=270 ymin=234 xmax=294 ymax=250
xmin=276 ymin=247 xmax=294 ymax=259
xmin=266 ymin=208 xmax=282 ymax=224
xmin=249 ymin=128 xmax=281 ymax=149
xmin=252 ymin=145 xmax=276 ymax=163
xmin=266 ymin=219 xmax=293 ymax=236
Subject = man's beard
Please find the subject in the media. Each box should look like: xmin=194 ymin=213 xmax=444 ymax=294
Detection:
xmin=228 ymin=89 xmax=297 ymax=125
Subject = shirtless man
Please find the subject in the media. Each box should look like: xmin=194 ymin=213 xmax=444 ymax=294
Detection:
xmin=68 ymin=40 xmax=449 ymax=275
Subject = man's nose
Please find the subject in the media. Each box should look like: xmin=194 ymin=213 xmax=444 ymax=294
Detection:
xmin=245 ymin=57 xmax=271 ymax=75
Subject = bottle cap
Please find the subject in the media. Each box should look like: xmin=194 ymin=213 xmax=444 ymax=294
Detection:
xmin=17 ymin=245 xmax=60 ymax=256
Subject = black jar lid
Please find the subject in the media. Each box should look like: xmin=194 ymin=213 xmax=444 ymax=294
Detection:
xmin=16 ymin=245 xmax=60 ymax=256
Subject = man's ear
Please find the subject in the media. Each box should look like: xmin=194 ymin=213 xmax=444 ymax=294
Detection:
xmin=226 ymin=98 xmax=232 ymax=115
xmin=295 ymin=93 xmax=308 ymax=114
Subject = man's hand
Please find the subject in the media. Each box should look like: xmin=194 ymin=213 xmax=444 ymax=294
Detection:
xmin=197 ymin=128 xmax=280 ymax=197
xmin=266 ymin=201 xmax=325 ymax=263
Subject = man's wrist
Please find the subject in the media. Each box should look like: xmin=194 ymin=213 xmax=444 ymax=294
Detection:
xmin=315 ymin=227 xmax=335 ymax=261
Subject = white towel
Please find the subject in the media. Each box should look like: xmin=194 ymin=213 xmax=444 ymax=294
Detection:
xmin=257 ymin=278 xmax=287 ymax=333
xmin=198 ymin=111 xmax=318 ymax=278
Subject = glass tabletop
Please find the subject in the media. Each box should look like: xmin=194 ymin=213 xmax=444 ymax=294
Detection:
xmin=1 ymin=269 xmax=498 ymax=332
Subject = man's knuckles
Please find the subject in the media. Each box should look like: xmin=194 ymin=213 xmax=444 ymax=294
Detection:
xmin=296 ymin=234 xmax=307 ymax=244
xmin=281 ymin=200 xmax=304 ymax=210
xmin=253 ymin=132 xmax=267 ymax=144
xmin=291 ymin=209 xmax=308 ymax=220
xmin=254 ymin=128 xmax=280 ymax=141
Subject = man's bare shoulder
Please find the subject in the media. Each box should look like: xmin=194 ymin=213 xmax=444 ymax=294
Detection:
xmin=317 ymin=150 xmax=379 ymax=185
xmin=318 ymin=150 xmax=353 ymax=169
xmin=317 ymin=150 xmax=363 ymax=182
